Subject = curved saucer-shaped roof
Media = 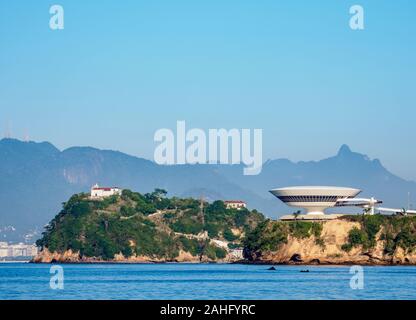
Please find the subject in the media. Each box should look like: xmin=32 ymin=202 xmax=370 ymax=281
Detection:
xmin=270 ymin=186 xmax=361 ymax=197
xmin=269 ymin=186 xmax=361 ymax=214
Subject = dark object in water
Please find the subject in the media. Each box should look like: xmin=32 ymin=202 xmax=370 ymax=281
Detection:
xmin=267 ymin=266 xmax=276 ymax=271
xmin=300 ymin=269 xmax=310 ymax=273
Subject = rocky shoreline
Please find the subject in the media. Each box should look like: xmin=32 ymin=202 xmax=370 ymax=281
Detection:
xmin=31 ymin=259 xmax=416 ymax=266
xmin=32 ymin=248 xmax=236 ymax=264
xmin=33 ymin=190 xmax=416 ymax=265
xmin=242 ymin=219 xmax=416 ymax=266
xmin=33 ymin=218 xmax=416 ymax=265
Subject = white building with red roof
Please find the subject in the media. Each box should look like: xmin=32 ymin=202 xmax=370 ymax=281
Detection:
xmin=90 ymin=184 xmax=122 ymax=199
xmin=224 ymin=200 xmax=247 ymax=210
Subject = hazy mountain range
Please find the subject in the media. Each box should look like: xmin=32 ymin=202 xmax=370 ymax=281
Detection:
xmin=1 ymin=138 xmax=415 ymax=242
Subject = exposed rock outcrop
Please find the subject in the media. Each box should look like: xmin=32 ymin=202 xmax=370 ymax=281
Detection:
xmin=247 ymin=219 xmax=416 ymax=265
xmin=33 ymin=247 xmax=241 ymax=263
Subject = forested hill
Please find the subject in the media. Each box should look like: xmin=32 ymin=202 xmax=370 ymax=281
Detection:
xmin=34 ymin=189 xmax=264 ymax=262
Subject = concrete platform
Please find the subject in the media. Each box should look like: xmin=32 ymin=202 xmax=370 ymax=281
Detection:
xmin=279 ymin=214 xmax=345 ymax=221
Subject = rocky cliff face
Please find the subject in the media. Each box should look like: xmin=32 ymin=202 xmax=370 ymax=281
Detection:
xmin=245 ymin=219 xmax=416 ymax=265
xmin=33 ymin=247 xmax=241 ymax=263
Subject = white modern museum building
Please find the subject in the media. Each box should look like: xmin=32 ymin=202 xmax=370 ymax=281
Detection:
xmin=270 ymin=186 xmax=416 ymax=220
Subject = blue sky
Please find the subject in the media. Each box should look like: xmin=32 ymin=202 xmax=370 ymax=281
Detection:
xmin=1 ymin=1 xmax=415 ymax=180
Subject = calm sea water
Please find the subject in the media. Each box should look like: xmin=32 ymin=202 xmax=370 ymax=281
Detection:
xmin=0 ymin=263 xmax=415 ymax=300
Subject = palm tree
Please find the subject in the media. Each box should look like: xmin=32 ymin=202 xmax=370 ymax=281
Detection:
xmin=293 ymin=210 xmax=301 ymax=221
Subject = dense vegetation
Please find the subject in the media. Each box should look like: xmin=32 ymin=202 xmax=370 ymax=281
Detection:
xmin=341 ymin=214 xmax=416 ymax=254
xmin=243 ymin=220 xmax=323 ymax=258
xmin=36 ymin=189 xmax=264 ymax=261
xmin=243 ymin=214 xmax=416 ymax=260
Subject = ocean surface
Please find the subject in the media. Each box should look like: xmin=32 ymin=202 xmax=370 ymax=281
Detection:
xmin=0 ymin=263 xmax=415 ymax=300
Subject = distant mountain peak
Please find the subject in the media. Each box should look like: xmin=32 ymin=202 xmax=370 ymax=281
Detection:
xmin=0 ymin=137 xmax=24 ymax=145
xmin=0 ymin=137 xmax=60 ymax=154
xmin=337 ymin=144 xmax=352 ymax=156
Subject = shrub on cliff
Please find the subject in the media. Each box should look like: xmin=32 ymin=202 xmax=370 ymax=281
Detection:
xmin=342 ymin=227 xmax=368 ymax=251
xmin=121 ymin=189 xmax=157 ymax=215
xmin=120 ymin=205 xmax=136 ymax=217
xmin=179 ymin=236 xmax=201 ymax=256
xmin=288 ymin=221 xmax=323 ymax=239
xmin=381 ymin=216 xmax=416 ymax=254
xmin=223 ymin=228 xmax=238 ymax=242
xmin=342 ymin=214 xmax=416 ymax=253
xmin=95 ymin=195 xmax=118 ymax=209
xmin=171 ymin=215 xmax=204 ymax=234
xmin=243 ymin=220 xmax=288 ymax=254
xmin=243 ymin=220 xmax=324 ymax=257
xmin=203 ymin=242 xmax=227 ymax=260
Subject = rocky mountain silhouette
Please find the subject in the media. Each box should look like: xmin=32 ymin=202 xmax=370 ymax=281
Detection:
xmin=0 ymin=138 xmax=414 ymax=242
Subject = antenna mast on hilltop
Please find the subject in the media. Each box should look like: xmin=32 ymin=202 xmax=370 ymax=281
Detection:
xmin=199 ymin=194 xmax=205 ymax=226
xmin=23 ymin=129 xmax=30 ymax=142
xmin=198 ymin=194 xmax=209 ymax=262
xmin=408 ymin=192 xmax=413 ymax=210
xmin=4 ymin=121 xmax=12 ymax=138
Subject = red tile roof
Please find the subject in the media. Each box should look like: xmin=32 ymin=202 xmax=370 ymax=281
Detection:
xmin=224 ymin=200 xmax=246 ymax=204
xmin=92 ymin=187 xmax=117 ymax=191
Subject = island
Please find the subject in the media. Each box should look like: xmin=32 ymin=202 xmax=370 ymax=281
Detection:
xmin=34 ymin=189 xmax=264 ymax=263
xmin=34 ymin=189 xmax=416 ymax=265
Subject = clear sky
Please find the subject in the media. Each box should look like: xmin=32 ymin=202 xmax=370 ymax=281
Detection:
xmin=1 ymin=1 xmax=415 ymax=180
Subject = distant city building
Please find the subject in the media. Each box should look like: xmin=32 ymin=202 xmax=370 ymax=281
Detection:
xmin=0 ymin=242 xmax=8 ymax=257
xmin=90 ymin=184 xmax=122 ymax=199
xmin=0 ymin=242 xmax=37 ymax=258
xmin=224 ymin=200 xmax=247 ymax=210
